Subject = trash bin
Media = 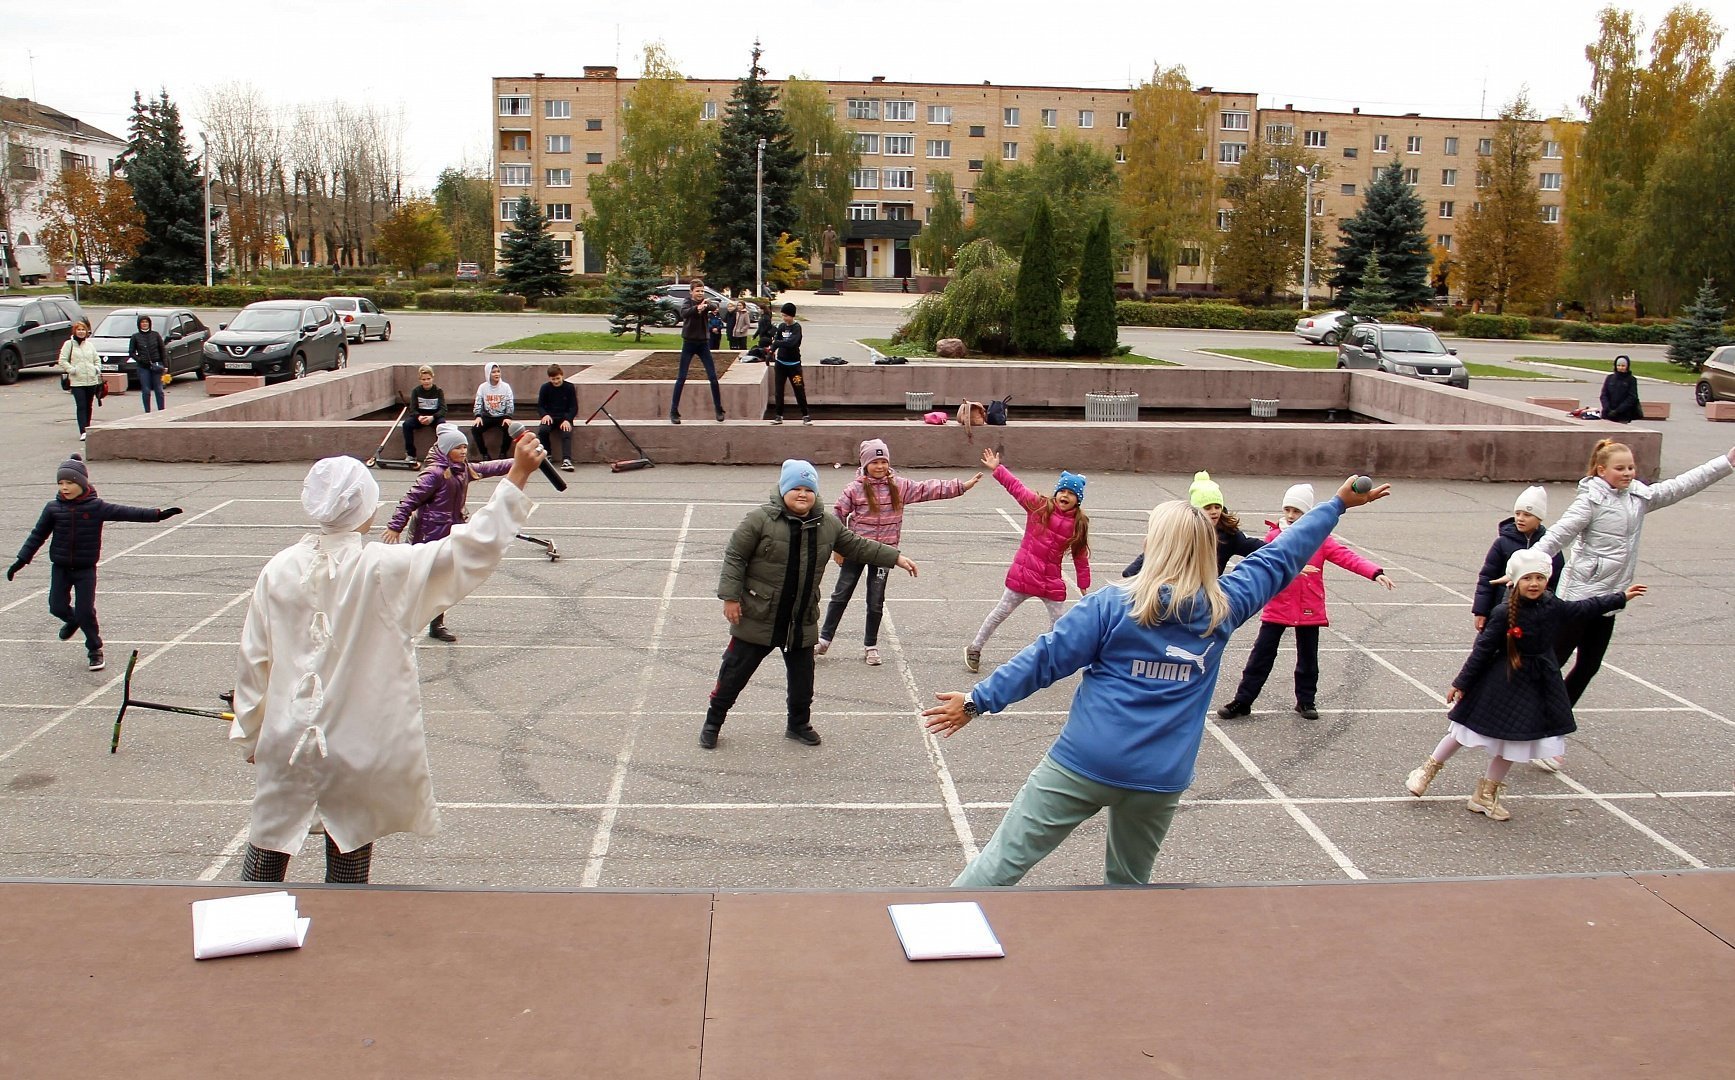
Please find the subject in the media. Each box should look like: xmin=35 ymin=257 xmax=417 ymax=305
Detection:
xmin=1084 ymin=391 xmax=1139 ymax=423
xmin=1251 ymin=398 xmax=1279 ymax=419
xmin=905 ymin=391 xmax=934 ymax=412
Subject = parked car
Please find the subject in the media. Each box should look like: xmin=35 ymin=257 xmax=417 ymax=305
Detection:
xmin=91 ymin=308 xmax=210 ymax=384
xmin=1295 ymin=310 xmax=1352 ymax=346
xmin=66 ymin=265 xmax=113 ymax=285
xmin=455 ymin=262 xmax=482 ymax=283
xmin=1696 ymin=345 xmax=1735 ymax=406
xmin=0 ymin=295 xmax=87 ymax=384
xmin=202 ymin=300 xmax=347 ymax=382
xmin=650 ymin=283 xmax=734 ymax=327
xmin=1336 ymin=322 xmax=1469 ymax=389
xmin=322 ymin=296 xmax=392 ymax=343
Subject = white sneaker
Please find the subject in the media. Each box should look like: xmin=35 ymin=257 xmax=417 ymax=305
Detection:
xmin=79 ymin=432 xmax=87 ymax=441
xmin=1532 ymin=755 xmax=1564 ymax=773
xmin=814 ymin=638 xmax=831 ymax=656
xmin=864 ymin=647 xmax=881 ymax=666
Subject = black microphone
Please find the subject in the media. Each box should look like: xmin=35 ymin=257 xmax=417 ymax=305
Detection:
xmin=506 ymin=421 xmax=568 ymax=491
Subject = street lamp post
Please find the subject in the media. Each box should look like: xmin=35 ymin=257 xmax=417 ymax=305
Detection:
xmin=1296 ymin=164 xmax=1313 ymax=310
xmin=755 ymin=137 xmax=766 ymax=298
xmin=202 ymin=134 xmax=213 ymax=288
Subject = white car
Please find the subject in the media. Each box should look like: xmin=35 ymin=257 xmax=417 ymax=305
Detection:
xmin=67 ymin=265 xmax=113 ymax=285
xmin=1295 ymin=310 xmax=1351 ymax=346
xmin=322 ymin=296 xmax=391 ymax=343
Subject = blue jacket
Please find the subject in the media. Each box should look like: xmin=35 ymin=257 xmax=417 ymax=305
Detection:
xmin=970 ymin=497 xmax=1347 ymax=792
xmin=17 ymin=489 xmax=167 ymax=570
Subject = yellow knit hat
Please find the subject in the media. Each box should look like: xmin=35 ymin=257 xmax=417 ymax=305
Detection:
xmin=1189 ymin=470 xmax=1225 ymax=509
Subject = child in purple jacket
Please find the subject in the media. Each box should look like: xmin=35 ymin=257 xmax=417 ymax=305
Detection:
xmin=383 ymin=424 xmax=513 ymax=641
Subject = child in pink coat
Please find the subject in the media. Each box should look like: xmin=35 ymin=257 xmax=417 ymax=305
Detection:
xmin=966 ymin=448 xmax=1091 ymax=672
xmin=1217 ymin=483 xmax=1393 ymax=719
xmin=819 ymin=438 xmax=981 ymax=666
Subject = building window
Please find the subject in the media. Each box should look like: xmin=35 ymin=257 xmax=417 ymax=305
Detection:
xmin=1473 ymin=201 xmax=1483 ymax=214
xmin=963 ymin=190 xmax=976 ymax=205
xmin=500 ymin=164 xmax=531 ymax=186
xmin=545 ymin=100 xmax=571 ymax=120
xmin=1078 ymin=109 xmax=1094 ymax=128
xmin=1041 ymin=108 xmax=1058 ymax=128
xmin=555 ymin=240 xmax=573 ymax=259
xmin=1476 ymin=170 xmax=1490 ymax=189
xmin=1217 ymin=209 xmax=1233 ymax=231
xmin=701 ymin=101 xmax=717 ymax=121
xmin=1265 ymin=124 xmax=1294 ymax=144
xmin=546 ymin=135 xmax=570 ymax=154
xmin=1220 ymin=110 xmax=1249 ymax=130
xmin=1305 ymin=129 xmax=1328 ymax=148
xmin=851 ymin=168 xmax=880 ymax=189
xmin=547 ymin=203 xmax=573 ymax=221
xmin=499 ymin=200 xmax=519 ymax=220
xmin=925 ymin=174 xmax=937 ymax=193
xmin=586 ymin=118 xmax=603 ymax=131
xmin=1373 ymin=134 xmax=1390 ymax=152
xmin=1477 ymin=137 xmax=1493 ymax=155
xmin=1178 ymin=246 xmax=1203 ymax=267
xmin=1542 ymin=140 xmax=1562 ymax=158
xmin=498 ymin=95 xmax=530 ymax=116
xmin=503 ymin=133 xmax=528 ymax=152
xmin=1444 ymin=136 xmax=1459 ymax=156
xmin=1438 ymin=234 xmax=1453 ymax=250
xmin=967 ymin=159 xmax=984 ymax=172
xmin=926 ymin=139 xmax=951 ymax=158
xmin=1116 ymin=111 xmax=1131 ymax=129
xmin=884 ymin=135 xmax=914 ymax=156
xmin=883 ymin=203 xmax=912 ymax=220
xmin=1442 ymin=168 xmax=1457 ymax=186
xmin=1406 ymin=135 xmax=1423 ymax=153
xmin=848 ymin=202 xmax=878 ymax=221
xmin=1402 ymin=167 xmax=1420 ymax=185
xmin=1003 ymin=141 xmax=1018 ymax=160
xmin=846 ymin=99 xmax=880 ymax=121
xmin=1439 ymin=201 xmax=1455 ymax=219
xmin=1313 ymin=197 xmax=1325 ymax=216
xmin=1540 ymin=172 xmax=1563 ymax=190
xmin=545 ymin=168 xmax=571 ymax=187
xmin=1336 ymin=184 xmax=1353 ymax=196
xmin=585 ymin=152 xmax=603 ymax=164
xmin=1003 ymin=107 xmax=1020 ymax=126
xmin=885 ymin=100 xmax=915 ymax=122
xmin=1219 ymin=142 xmax=1247 ymax=164
xmin=853 ymin=133 xmax=880 ymax=154
xmin=883 ymin=168 xmax=915 ymax=190
xmin=1542 ymin=205 xmax=1561 ymax=223
xmin=968 ymin=124 xmax=986 ymax=138
xmin=1343 ymin=146 xmax=1359 ymax=158
xmin=928 ymin=105 xmax=952 ymax=124
xmin=1114 ymin=145 xmax=1126 ymax=163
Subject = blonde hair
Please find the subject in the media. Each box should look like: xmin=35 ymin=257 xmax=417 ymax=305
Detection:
xmin=1585 ymin=438 xmax=1632 ymax=478
xmin=1125 ymin=501 xmax=1231 ymax=633
xmin=417 ymin=365 xmax=434 ymax=378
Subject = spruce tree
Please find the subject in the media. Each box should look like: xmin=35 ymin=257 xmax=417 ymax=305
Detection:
xmin=702 ymin=42 xmax=802 ymax=291
xmin=1072 ymin=210 xmax=1118 ymax=356
xmin=119 ymin=91 xmax=206 ymax=283
xmin=1344 ymin=251 xmax=1396 ymax=321
xmin=1011 ymin=197 xmax=1066 ymax=355
xmin=608 ymin=243 xmax=665 ymax=341
xmin=1666 ymin=277 xmax=1729 ymax=372
xmin=497 ymin=196 xmax=570 ymax=301
xmin=1331 ymin=163 xmax=1431 ymax=309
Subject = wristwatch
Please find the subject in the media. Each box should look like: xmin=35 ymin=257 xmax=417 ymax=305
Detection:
xmin=962 ymin=695 xmax=979 ymax=720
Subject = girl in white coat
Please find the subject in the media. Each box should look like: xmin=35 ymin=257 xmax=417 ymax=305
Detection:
xmin=230 ymin=437 xmax=544 ymax=883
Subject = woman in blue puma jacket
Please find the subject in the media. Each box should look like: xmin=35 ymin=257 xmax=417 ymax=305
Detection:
xmin=923 ymin=475 xmax=1390 ymax=887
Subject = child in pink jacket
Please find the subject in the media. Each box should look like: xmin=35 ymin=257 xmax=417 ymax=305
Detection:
xmin=966 ymin=448 xmax=1091 ymax=672
xmin=1218 ymin=483 xmax=1393 ymax=719
xmin=819 ymin=438 xmax=981 ymax=666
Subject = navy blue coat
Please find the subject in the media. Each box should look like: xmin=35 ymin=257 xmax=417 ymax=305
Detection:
xmin=1472 ymin=518 xmax=1564 ymax=617
xmin=1450 ymin=590 xmax=1626 ymax=741
xmin=17 ymin=491 xmax=166 ymax=569
xmin=1123 ymin=525 xmax=1264 ymax=579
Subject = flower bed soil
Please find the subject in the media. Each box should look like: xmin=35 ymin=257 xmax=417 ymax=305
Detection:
xmin=617 ymin=351 xmax=742 ymax=380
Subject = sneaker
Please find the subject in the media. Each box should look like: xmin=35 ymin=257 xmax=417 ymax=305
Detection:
xmin=785 ymin=725 xmax=822 ymax=746
xmin=88 ymin=650 xmax=105 ymax=672
xmin=814 ymin=638 xmax=831 ymax=656
xmin=698 ymin=724 xmax=720 ymax=750
xmin=79 ymin=432 xmax=87 ymax=441
xmin=965 ymin=646 xmax=981 ymax=673
xmin=1217 ymin=701 xmax=1251 ymax=719
xmin=1532 ymin=755 xmax=1564 ymax=773
xmin=1294 ymin=703 xmax=1320 ymax=720
xmin=670 ymin=412 xmax=682 ymax=425
xmin=770 ymin=415 xmax=783 ymax=425
xmin=58 ymin=622 xmax=77 ymax=641
xmin=864 ymin=647 xmax=881 ymax=666
xmin=560 ymin=459 xmax=574 ymax=472
xmin=802 ymin=415 xmax=813 ymax=425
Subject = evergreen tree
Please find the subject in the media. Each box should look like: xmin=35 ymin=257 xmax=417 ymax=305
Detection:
xmin=1666 ymin=277 xmax=1728 ymax=372
xmin=1330 ymin=163 xmax=1431 ymax=308
xmin=1344 ymin=251 xmax=1396 ymax=321
xmin=1072 ymin=210 xmax=1118 ymax=356
xmin=1011 ymin=197 xmax=1066 ymax=355
xmin=497 ymin=196 xmax=570 ymax=301
xmin=118 ymin=91 xmax=206 ymax=283
xmin=702 ymin=42 xmax=803 ymax=291
xmin=608 ymin=243 xmax=665 ymax=341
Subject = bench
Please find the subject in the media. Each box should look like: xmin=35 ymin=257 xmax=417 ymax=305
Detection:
xmin=1641 ymin=401 xmax=1671 ymax=420
xmin=1526 ymin=396 xmax=1579 ymax=412
xmin=1705 ymin=402 xmax=1735 ymax=422
xmin=205 ymin=374 xmax=266 ymax=397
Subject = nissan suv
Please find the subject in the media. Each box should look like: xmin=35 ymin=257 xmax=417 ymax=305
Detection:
xmin=202 ymin=300 xmax=348 ymax=382
xmin=1336 ymin=322 xmax=1469 ymax=389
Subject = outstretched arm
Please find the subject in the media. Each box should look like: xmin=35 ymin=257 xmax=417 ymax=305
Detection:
xmin=1643 ymin=453 xmax=1734 ymax=511
xmin=1534 ymin=494 xmax=1592 ymax=561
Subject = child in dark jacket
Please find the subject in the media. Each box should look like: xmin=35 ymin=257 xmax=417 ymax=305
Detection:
xmin=401 ymin=365 xmax=447 ymax=460
xmin=8 ymin=455 xmax=181 ymax=671
xmin=1471 ymin=485 xmax=1562 ymax=632
xmin=536 ymin=364 xmax=579 ymax=471
xmin=384 ymin=425 xmax=514 ymax=641
xmin=1405 ymin=548 xmax=1645 ymax=821
xmin=768 ymin=303 xmax=809 ymax=425
xmin=1123 ymin=471 xmax=1262 ymax=578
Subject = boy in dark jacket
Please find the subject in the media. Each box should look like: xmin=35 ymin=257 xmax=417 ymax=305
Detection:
xmin=704 ymin=459 xmax=918 ymax=750
xmin=401 ymin=365 xmax=447 ymax=460
xmin=8 ymin=455 xmax=181 ymax=671
xmin=1471 ymin=485 xmax=1563 ymax=632
xmin=768 ymin=303 xmax=809 ymax=425
xmin=536 ymin=364 xmax=579 ymax=472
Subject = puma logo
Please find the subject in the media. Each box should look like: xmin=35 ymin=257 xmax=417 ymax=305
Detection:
xmin=1163 ymin=641 xmax=1216 ymax=673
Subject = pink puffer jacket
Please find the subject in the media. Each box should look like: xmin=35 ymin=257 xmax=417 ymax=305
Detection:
xmin=832 ymin=470 xmax=967 ymax=547
xmin=1257 ymin=519 xmax=1383 ymax=626
xmin=994 ymin=465 xmax=1090 ymax=601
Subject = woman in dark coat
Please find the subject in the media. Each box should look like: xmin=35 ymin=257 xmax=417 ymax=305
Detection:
xmin=1403 ymin=548 xmax=1644 ymax=821
xmin=1599 ymin=355 xmax=1643 ymax=423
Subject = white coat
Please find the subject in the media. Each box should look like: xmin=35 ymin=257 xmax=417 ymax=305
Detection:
xmin=230 ymin=480 xmax=534 ymax=855
xmin=1536 ymin=453 xmax=1732 ymax=602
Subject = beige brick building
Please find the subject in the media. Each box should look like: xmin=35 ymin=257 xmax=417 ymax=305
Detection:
xmin=492 ymin=70 xmax=1568 ymax=295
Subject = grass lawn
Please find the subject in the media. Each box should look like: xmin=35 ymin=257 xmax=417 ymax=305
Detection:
xmin=858 ymin=337 xmax=1173 ymax=366
xmin=1514 ymin=355 xmax=1700 ymax=384
xmin=1208 ymin=347 xmax=1559 ymax=380
xmin=487 ymin=330 xmax=683 ymax=352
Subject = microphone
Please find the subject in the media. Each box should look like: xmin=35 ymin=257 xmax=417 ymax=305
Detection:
xmin=507 ymin=421 xmax=568 ymax=491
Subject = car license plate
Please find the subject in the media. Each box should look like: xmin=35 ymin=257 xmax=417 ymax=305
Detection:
xmin=225 ymin=362 xmax=253 ymax=371
xmin=103 ymin=363 xmax=121 ymax=372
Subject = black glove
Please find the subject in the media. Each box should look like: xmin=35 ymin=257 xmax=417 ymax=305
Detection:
xmin=6 ymin=560 xmax=25 ymax=581
xmin=160 ymin=507 xmax=183 ymax=520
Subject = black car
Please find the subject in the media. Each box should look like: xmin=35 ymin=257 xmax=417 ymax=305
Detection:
xmin=91 ymin=308 xmax=210 ymax=384
xmin=0 ymin=295 xmax=88 ymax=384
xmin=202 ymin=300 xmax=348 ymax=382
xmin=650 ymin=284 xmax=734 ymax=327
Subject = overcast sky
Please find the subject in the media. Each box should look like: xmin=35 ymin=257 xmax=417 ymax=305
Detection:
xmin=5 ymin=0 xmax=1727 ymax=190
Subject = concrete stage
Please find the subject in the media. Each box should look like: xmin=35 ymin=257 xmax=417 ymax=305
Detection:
xmin=4 ymin=870 xmax=1732 ymax=1079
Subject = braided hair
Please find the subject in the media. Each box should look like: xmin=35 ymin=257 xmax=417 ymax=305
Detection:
xmin=1505 ymin=584 xmax=1524 ymax=671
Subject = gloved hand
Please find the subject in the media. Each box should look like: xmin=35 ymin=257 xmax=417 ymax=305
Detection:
xmin=6 ymin=560 xmax=25 ymax=581
xmin=160 ymin=507 xmax=183 ymax=519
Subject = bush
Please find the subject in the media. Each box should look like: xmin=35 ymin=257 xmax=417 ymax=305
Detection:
xmin=413 ymin=290 xmax=527 ymax=312
xmin=1457 ymin=314 xmax=1531 ymax=339
xmin=1557 ymin=322 xmax=1673 ymax=344
xmin=1113 ymin=301 xmax=1251 ymax=329
xmin=534 ymin=296 xmax=611 ymax=314
xmin=1398 ymin=312 xmax=1458 ymax=333
xmin=84 ymin=282 xmax=410 ymax=309
xmin=413 ymin=275 xmax=458 ymax=291
xmin=1243 ymin=308 xmax=1305 ymax=331
xmin=1527 ymin=317 xmax=1566 ymax=336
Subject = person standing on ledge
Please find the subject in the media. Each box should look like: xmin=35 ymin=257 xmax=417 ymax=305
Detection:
xmin=670 ymin=279 xmax=725 ymax=425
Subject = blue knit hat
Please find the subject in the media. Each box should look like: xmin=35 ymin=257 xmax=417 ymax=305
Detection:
xmin=1055 ymin=471 xmax=1086 ymax=502
xmin=779 ymin=458 xmax=819 ymax=496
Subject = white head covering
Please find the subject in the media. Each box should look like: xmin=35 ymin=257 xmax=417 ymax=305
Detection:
xmin=436 ymin=423 xmax=468 ymax=456
xmin=1505 ymin=547 xmax=1553 ymax=583
xmin=1282 ymin=483 xmax=1315 ymax=513
xmin=1513 ymin=485 xmax=1547 ymax=520
xmin=302 ymin=456 xmax=379 ymax=534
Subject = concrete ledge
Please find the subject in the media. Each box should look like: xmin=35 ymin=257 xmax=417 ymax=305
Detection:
xmin=1526 ymin=396 xmax=1580 ymax=412
xmin=1705 ymin=402 xmax=1735 ymax=421
xmin=1642 ymin=401 xmax=1671 ymax=420
xmin=101 ymin=373 xmax=128 ymax=396
xmin=204 ymin=375 xmax=265 ymax=397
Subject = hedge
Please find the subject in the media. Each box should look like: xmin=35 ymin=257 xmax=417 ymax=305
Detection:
xmin=533 ymin=296 xmax=611 ymax=314
xmin=414 ymin=290 xmax=526 ymax=312
xmin=84 ymin=282 xmax=410 ymax=309
xmin=1558 ymin=321 xmax=1673 ymax=345
xmin=1457 ymin=314 xmax=1533 ymax=339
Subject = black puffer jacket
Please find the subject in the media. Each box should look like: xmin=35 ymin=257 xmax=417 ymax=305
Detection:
xmin=1449 ymin=590 xmax=1626 ymax=741
xmin=17 ymin=490 xmax=167 ymax=569
xmin=128 ymin=330 xmax=167 ymax=372
xmin=1122 ymin=526 xmax=1264 ymax=578
xmin=1471 ymin=518 xmax=1564 ymax=617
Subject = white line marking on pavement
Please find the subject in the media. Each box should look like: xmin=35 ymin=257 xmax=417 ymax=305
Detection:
xmin=1 ymin=500 xmax=236 ymax=613
xmin=1545 ymin=771 xmax=1706 ymax=868
xmin=198 ymin=823 xmax=254 ymax=881
xmin=1327 ymin=627 xmax=1449 ymax=704
xmin=882 ymin=610 xmax=978 ymax=863
xmin=1602 ymin=662 xmax=1735 ymax=730
xmin=1205 ymin=720 xmax=1367 ymax=880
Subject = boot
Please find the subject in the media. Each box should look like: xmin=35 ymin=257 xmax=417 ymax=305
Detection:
xmin=1406 ymin=757 xmax=1444 ymax=797
xmin=428 ymin=615 xmax=458 ymax=643
xmin=1467 ymin=778 xmax=1511 ymax=821
xmin=698 ymin=723 xmax=721 ymax=749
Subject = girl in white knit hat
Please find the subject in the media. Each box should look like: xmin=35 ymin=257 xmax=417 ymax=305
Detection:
xmin=1406 ymin=548 xmax=1646 ymax=821
xmin=1470 ymin=485 xmax=1562 ymax=634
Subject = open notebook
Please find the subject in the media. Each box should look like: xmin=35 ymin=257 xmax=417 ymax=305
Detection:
xmin=888 ymin=901 xmax=1005 ymax=961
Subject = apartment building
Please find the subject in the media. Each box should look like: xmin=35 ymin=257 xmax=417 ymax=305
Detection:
xmin=1 ymin=96 xmax=127 ymax=256
xmin=492 ymin=71 xmax=1567 ymax=292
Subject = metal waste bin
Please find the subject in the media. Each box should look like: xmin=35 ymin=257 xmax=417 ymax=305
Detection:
xmin=905 ymin=391 xmax=934 ymax=412
xmin=1251 ymin=398 xmax=1280 ymax=419
xmin=1084 ymin=391 xmax=1139 ymax=422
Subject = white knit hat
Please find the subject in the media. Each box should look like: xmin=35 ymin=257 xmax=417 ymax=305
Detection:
xmin=1281 ymin=483 xmax=1315 ymax=513
xmin=1513 ymin=485 xmax=1547 ymax=521
xmin=302 ymin=456 xmax=379 ymax=534
xmin=436 ymin=423 xmax=468 ymax=456
xmin=1505 ymin=547 xmax=1553 ymax=583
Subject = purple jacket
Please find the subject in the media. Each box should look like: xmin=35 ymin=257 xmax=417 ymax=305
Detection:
xmin=387 ymin=449 xmax=513 ymax=544
xmin=832 ymin=469 xmax=967 ymax=547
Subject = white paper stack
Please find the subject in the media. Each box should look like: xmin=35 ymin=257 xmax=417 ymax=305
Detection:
xmin=887 ymin=901 xmax=1005 ymax=961
xmin=192 ymin=891 xmax=311 ymax=960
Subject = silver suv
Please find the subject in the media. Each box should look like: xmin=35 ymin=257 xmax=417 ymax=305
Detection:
xmin=1336 ymin=322 xmax=1468 ymax=389
xmin=202 ymin=300 xmax=348 ymax=382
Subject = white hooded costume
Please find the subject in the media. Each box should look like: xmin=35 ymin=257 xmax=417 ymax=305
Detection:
xmin=231 ymin=455 xmax=533 ymax=855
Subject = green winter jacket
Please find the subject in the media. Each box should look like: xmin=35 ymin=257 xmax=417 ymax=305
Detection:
xmin=719 ymin=490 xmax=901 ymax=649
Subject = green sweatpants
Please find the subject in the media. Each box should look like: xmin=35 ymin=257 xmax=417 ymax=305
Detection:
xmin=954 ymin=754 xmax=1184 ymax=887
